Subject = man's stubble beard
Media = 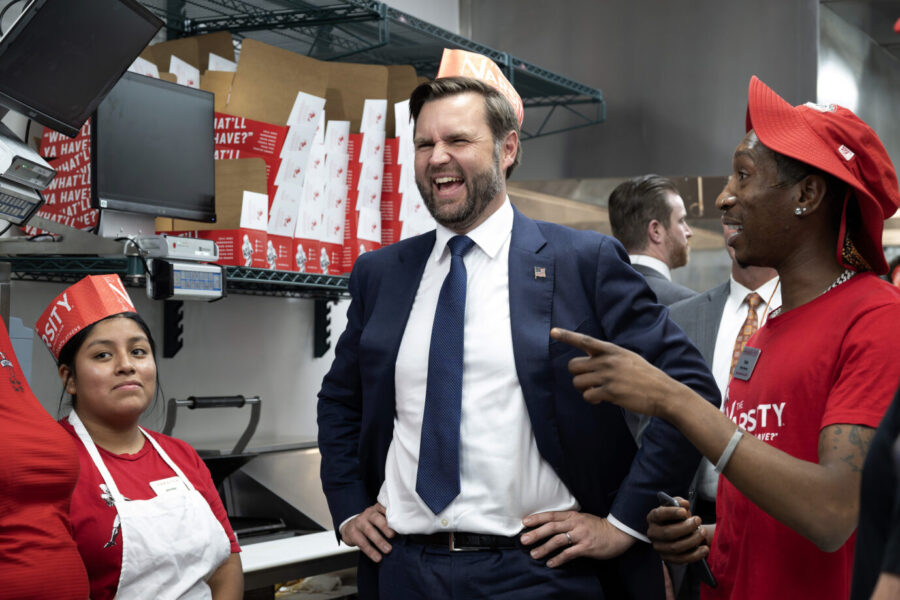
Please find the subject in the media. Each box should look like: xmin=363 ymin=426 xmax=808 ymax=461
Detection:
xmin=417 ymin=147 xmax=503 ymax=231
xmin=671 ymin=243 xmax=690 ymax=268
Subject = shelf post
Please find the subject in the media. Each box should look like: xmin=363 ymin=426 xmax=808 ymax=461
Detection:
xmin=166 ymin=0 xmax=186 ymax=40
xmin=163 ymin=300 xmax=184 ymax=358
xmin=313 ymin=298 xmax=333 ymax=358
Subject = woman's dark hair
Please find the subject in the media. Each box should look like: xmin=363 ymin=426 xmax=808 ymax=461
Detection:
xmin=57 ymin=312 xmax=162 ymax=417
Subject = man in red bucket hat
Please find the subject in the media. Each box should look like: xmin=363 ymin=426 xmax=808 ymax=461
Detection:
xmin=548 ymin=76 xmax=900 ymax=600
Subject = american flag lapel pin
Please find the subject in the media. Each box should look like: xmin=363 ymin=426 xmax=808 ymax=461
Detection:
xmin=534 ymin=266 xmax=546 ymax=279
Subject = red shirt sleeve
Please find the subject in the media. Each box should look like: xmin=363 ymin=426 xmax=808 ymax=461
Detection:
xmin=823 ymin=303 xmax=900 ymax=429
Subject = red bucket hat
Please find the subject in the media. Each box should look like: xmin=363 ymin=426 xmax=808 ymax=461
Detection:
xmin=36 ymin=274 xmax=136 ymax=360
xmin=746 ymin=75 xmax=900 ymax=274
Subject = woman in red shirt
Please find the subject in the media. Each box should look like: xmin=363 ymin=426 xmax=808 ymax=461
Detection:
xmin=0 ymin=318 xmax=89 ymax=599
xmin=37 ymin=274 xmax=243 ymax=600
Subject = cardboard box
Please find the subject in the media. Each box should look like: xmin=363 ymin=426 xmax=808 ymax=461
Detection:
xmin=381 ymin=191 xmax=402 ymax=223
xmin=293 ymin=182 xmax=344 ymax=276
xmin=292 ymin=237 xmax=343 ymax=275
xmin=381 ymin=218 xmax=401 ymax=246
xmin=214 ymin=113 xmax=287 ymax=207
xmin=383 ymin=137 xmax=399 ymax=166
xmin=201 ymin=71 xmax=235 ymax=113
xmin=291 ymin=237 xmax=319 ymax=274
xmin=386 ymin=65 xmax=419 ymax=135
xmin=267 ymin=182 xmax=302 ymax=272
xmin=170 ymin=191 xmax=268 ymax=268
xmin=140 ymin=31 xmax=235 ymax=73
xmin=226 ymin=39 xmax=328 ymax=124
xmin=39 ymin=121 xmax=90 ymax=159
xmin=325 ymin=63 xmax=389 ymax=133
xmin=320 ymin=241 xmax=344 ymax=275
xmin=34 ymin=123 xmax=96 ymax=233
xmin=343 ymin=202 xmax=381 ymax=271
xmin=265 ymin=235 xmax=293 ymax=271
xmin=382 ymin=164 xmax=401 ymax=194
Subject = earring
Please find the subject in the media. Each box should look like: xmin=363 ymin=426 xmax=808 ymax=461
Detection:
xmin=794 ymin=207 xmax=807 ymax=216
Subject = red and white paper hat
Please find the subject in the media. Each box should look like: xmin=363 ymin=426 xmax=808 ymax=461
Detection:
xmin=36 ymin=274 xmax=136 ymax=359
xmin=437 ymin=48 xmax=525 ymax=126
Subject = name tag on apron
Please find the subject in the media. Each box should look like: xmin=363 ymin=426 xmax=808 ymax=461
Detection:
xmin=149 ymin=476 xmax=188 ymax=496
xmin=733 ymin=347 xmax=761 ymax=381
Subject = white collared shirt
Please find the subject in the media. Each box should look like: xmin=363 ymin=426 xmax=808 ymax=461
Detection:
xmin=379 ymin=198 xmax=579 ymax=535
xmin=629 ymin=254 xmax=672 ymax=280
xmin=697 ymin=275 xmax=780 ymax=500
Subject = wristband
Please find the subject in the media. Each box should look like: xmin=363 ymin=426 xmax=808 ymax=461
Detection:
xmin=714 ymin=428 xmax=744 ymax=473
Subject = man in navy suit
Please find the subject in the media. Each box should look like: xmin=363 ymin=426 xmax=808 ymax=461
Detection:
xmin=608 ymin=175 xmax=697 ymax=305
xmin=317 ymin=76 xmax=719 ymax=599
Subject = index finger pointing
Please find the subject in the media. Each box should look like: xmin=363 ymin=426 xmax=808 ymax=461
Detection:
xmin=550 ymin=327 xmax=612 ymax=357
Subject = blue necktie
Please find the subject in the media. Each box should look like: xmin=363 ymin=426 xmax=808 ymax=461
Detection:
xmin=416 ymin=235 xmax=476 ymax=515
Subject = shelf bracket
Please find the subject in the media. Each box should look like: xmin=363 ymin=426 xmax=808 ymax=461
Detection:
xmin=166 ymin=0 xmax=186 ymax=40
xmin=313 ymin=298 xmax=333 ymax=358
xmin=163 ymin=300 xmax=184 ymax=358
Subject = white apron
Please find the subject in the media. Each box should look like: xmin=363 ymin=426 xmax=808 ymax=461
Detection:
xmin=68 ymin=411 xmax=232 ymax=600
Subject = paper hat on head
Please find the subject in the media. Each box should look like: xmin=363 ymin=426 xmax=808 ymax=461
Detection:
xmin=746 ymin=76 xmax=900 ymax=274
xmin=36 ymin=274 xmax=136 ymax=359
xmin=437 ymin=48 xmax=525 ymax=126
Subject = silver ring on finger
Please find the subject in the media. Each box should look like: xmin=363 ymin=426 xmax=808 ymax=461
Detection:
xmin=565 ymin=531 xmax=573 ymax=546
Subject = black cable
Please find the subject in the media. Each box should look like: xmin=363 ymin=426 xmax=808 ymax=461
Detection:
xmin=0 ymin=221 xmax=12 ymax=237
xmin=117 ymin=236 xmax=153 ymax=276
xmin=0 ymin=0 xmax=26 ymax=36
xmin=26 ymin=233 xmax=57 ymax=241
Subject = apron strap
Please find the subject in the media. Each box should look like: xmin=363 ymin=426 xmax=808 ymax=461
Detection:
xmin=68 ymin=411 xmax=198 ymax=500
xmin=138 ymin=427 xmax=197 ymax=492
xmin=68 ymin=410 xmax=127 ymax=503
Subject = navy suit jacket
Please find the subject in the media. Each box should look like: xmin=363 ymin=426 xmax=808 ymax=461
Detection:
xmin=317 ymin=208 xmax=720 ymax=598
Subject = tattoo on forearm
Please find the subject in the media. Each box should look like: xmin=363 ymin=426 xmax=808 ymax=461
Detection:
xmin=828 ymin=424 xmax=875 ymax=473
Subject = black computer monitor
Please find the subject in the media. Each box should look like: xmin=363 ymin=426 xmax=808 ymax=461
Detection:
xmin=0 ymin=0 xmax=162 ymax=138
xmin=91 ymin=72 xmax=216 ymax=223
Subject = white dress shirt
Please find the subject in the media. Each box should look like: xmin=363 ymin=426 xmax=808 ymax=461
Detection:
xmin=697 ymin=275 xmax=780 ymax=500
xmin=378 ymin=199 xmax=579 ymax=536
xmin=628 ymin=254 xmax=672 ymax=280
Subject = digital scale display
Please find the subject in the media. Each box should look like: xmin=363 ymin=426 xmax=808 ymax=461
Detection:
xmin=147 ymin=259 xmax=224 ymax=301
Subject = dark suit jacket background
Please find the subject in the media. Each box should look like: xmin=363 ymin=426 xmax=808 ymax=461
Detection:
xmin=317 ymin=207 xmax=720 ymax=598
xmin=668 ymin=281 xmax=730 ymax=363
xmin=632 ymin=263 xmax=697 ymax=306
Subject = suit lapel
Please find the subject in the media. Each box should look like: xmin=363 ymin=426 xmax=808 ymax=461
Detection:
xmin=695 ymin=282 xmax=729 ymax=364
xmin=508 ymin=209 xmax=566 ymax=472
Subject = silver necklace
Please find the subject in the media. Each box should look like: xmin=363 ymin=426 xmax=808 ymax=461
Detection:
xmin=821 ymin=268 xmax=856 ymax=295
xmin=769 ymin=269 xmax=856 ymax=318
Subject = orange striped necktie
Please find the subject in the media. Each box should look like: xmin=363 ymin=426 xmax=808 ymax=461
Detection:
xmin=730 ymin=292 xmax=763 ymax=376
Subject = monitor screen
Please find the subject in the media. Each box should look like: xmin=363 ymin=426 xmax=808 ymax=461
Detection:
xmin=92 ymin=72 xmax=216 ymax=223
xmin=0 ymin=0 xmax=162 ymax=138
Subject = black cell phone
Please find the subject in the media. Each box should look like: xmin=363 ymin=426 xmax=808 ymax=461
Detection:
xmin=656 ymin=491 xmax=718 ymax=589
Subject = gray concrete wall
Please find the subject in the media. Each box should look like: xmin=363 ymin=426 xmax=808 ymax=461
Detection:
xmin=463 ymin=0 xmax=819 ymax=181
